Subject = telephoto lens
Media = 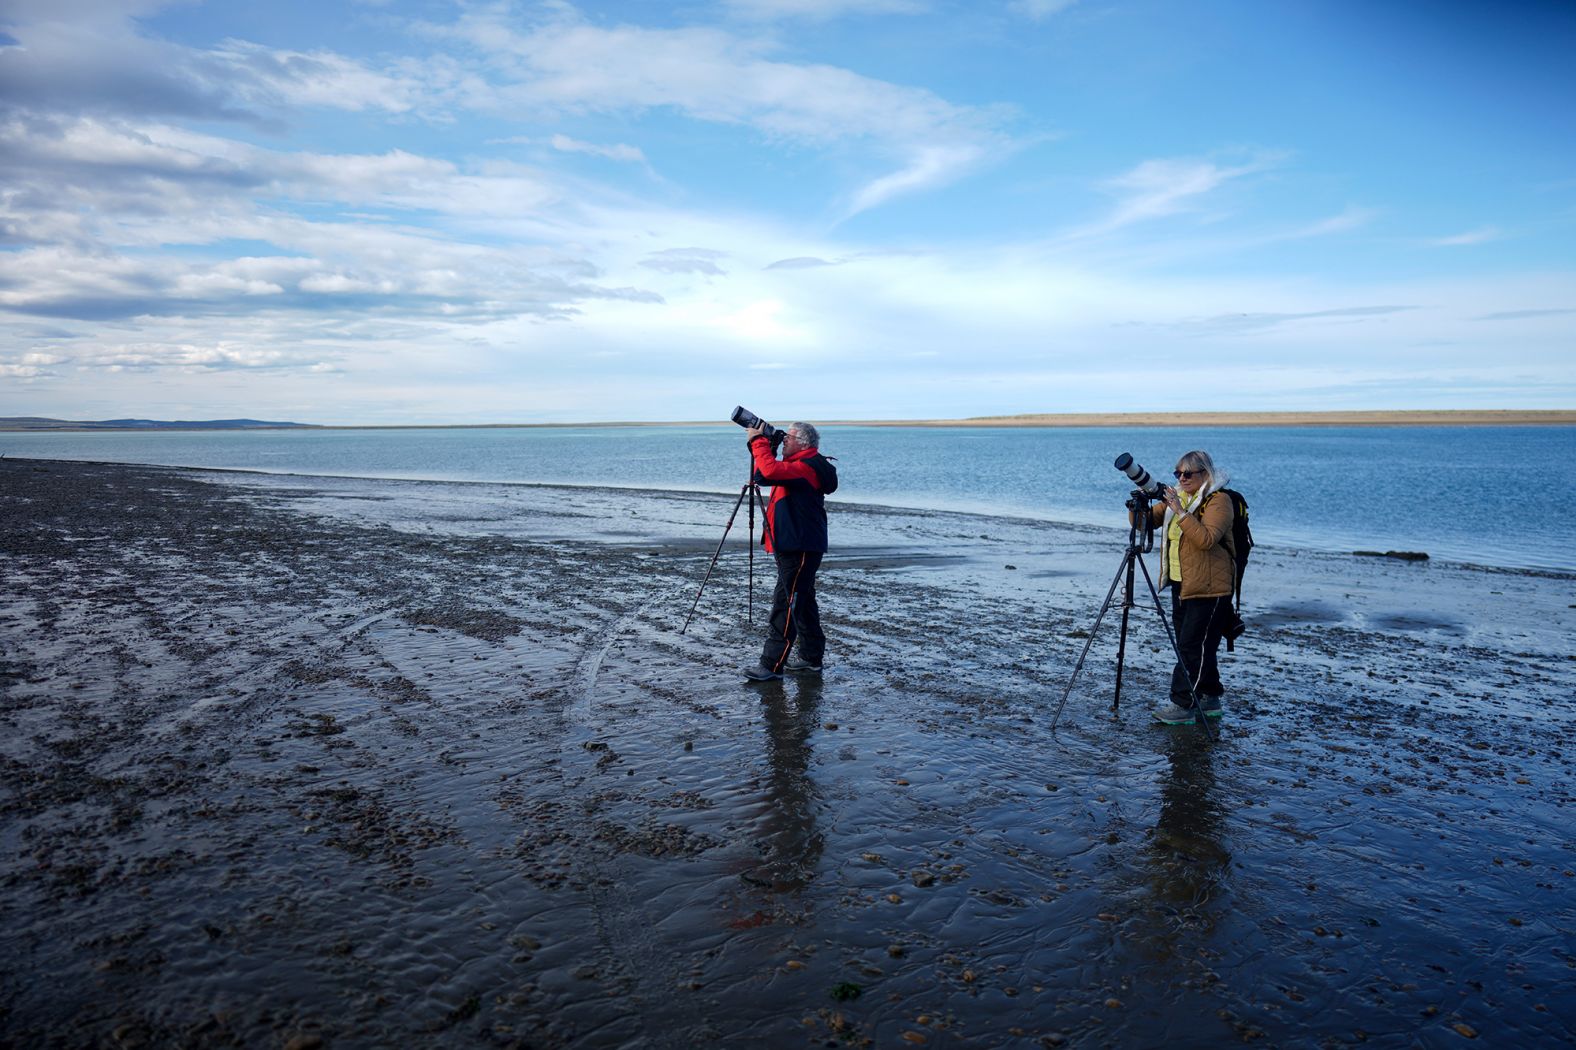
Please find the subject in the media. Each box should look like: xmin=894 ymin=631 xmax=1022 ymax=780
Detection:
xmin=1114 ymin=453 xmax=1167 ymax=498
xmin=731 ymin=406 xmax=782 ymax=445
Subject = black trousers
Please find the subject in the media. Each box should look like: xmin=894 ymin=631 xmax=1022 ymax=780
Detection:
xmin=760 ymin=550 xmax=824 ymax=671
xmin=1169 ymin=590 xmax=1229 ymax=706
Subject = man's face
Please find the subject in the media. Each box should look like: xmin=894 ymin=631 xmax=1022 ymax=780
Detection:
xmin=781 ymin=430 xmax=803 ymax=455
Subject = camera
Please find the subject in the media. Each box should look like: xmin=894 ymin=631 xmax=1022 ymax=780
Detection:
xmin=1114 ymin=452 xmax=1167 ymax=499
xmin=731 ymin=406 xmax=784 ymax=448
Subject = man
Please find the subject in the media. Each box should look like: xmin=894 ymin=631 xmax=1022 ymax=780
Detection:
xmin=742 ymin=421 xmax=838 ymax=682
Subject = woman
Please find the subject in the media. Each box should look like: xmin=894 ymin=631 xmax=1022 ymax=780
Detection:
xmin=1141 ymin=450 xmax=1236 ymax=725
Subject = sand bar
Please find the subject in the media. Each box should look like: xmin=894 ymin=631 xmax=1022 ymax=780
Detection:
xmin=4 ymin=408 xmax=1573 ymax=431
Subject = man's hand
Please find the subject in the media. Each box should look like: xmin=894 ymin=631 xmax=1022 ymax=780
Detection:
xmin=745 ymin=424 xmax=765 ymax=441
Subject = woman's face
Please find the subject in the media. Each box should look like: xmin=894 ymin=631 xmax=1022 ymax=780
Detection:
xmin=1174 ymin=462 xmax=1206 ymax=496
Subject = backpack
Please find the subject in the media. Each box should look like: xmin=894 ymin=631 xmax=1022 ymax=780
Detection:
xmin=1216 ymin=488 xmax=1254 ymax=650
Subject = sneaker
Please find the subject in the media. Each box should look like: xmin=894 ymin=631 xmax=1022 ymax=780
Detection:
xmin=1151 ymin=702 xmax=1197 ymax=725
xmin=743 ymin=663 xmax=783 ymax=682
xmin=1200 ymin=696 xmax=1225 ymax=718
xmin=785 ymin=655 xmax=822 ymax=673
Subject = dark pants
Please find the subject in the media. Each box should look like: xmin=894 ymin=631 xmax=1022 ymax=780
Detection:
xmin=1170 ymin=590 xmax=1229 ymax=707
xmin=760 ymin=550 xmax=824 ymax=671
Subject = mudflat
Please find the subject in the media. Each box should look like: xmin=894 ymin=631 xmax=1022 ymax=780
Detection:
xmin=2 ymin=459 xmax=1572 ymax=1047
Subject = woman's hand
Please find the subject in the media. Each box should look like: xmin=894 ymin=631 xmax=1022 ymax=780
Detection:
xmin=1162 ymin=485 xmax=1183 ymax=514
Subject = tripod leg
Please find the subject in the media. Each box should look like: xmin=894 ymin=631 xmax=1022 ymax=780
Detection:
xmin=747 ymin=482 xmax=755 ymax=623
xmin=1112 ymin=551 xmax=1137 ymax=711
xmin=1136 ymin=556 xmax=1216 ymax=742
xmin=680 ymin=484 xmax=752 ymax=635
xmin=1050 ymin=548 xmax=1135 ymax=730
xmin=750 ymin=484 xmax=772 ymax=623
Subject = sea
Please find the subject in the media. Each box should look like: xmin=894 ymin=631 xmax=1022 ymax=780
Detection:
xmin=5 ymin=424 xmax=1573 ymax=573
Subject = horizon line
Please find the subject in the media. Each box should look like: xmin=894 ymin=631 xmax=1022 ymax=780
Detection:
xmin=4 ymin=408 xmax=1576 ymax=432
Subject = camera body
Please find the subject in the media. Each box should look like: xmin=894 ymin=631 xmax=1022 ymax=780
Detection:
xmin=1114 ymin=452 xmax=1167 ymax=499
xmin=731 ymin=406 xmax=785 ymax=449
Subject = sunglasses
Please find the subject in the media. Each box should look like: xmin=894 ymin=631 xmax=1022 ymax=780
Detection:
xmin=1173 ymin=469 xmax=1203 ymax=480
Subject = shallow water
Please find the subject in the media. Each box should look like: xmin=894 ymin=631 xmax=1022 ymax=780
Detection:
xmin=5 ymin=423 xmax=1575 ymax=571
xmin=1 ymin=460 xmax=1573 ymax=1047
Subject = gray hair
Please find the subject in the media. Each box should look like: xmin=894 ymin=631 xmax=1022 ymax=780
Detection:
xmin=790 ymin=421 xmax=820 ymax=448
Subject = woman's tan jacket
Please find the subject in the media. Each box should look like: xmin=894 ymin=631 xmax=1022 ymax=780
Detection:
xmin=1140 ymin=490 xmax=1236 ymax=600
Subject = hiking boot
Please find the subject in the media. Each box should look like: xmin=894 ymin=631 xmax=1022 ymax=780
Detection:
xmin=1200 ymin=695 xmax=1225 ymax=718
xmin=743 ymin=663 xmax=783 ymax=682
xmin=785 ymin=655 xmax=822 ymax=673
xmin=1151 ymin=702 xmax=1198 ymax=725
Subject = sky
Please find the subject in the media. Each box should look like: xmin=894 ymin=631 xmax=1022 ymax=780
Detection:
xmin=1 ymin=0 xmax=1574 ymax=424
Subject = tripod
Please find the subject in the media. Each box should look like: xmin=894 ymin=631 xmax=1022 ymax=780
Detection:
xmin=1050 ymin=490 xmax=1216 ymax=741
xmin=681 ymin=457 xmax=772 ymax=634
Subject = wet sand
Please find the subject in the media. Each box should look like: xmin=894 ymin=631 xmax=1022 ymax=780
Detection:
xmin=1 ymin=459 xmax=1572 ymax=1048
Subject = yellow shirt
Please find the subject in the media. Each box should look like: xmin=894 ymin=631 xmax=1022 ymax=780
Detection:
xmin=1167 ymin=489 xmax=1200 ymax=583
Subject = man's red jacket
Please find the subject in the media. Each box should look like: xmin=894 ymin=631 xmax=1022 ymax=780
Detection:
xmin=748 ymin=436 xmax=838 ymax=553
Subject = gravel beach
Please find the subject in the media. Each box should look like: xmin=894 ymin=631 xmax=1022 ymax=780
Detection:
xmin=2 ymin=458 xmax=1572 ymax=1048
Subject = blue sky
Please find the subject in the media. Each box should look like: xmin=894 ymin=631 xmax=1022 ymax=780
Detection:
xmin=1 ymin=0 xmax=1573 ymax=424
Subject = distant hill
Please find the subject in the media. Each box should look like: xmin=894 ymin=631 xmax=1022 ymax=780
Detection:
xmin=0 ymin=417 xmax=316 ymax=431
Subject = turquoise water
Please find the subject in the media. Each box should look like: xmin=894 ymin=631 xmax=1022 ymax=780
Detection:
xmin=5 ymin=425 xmax=1573 ymax=572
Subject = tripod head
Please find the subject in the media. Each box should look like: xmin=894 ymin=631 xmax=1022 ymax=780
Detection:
xmin=1125 ymin=489 xmax=1158 ymax=554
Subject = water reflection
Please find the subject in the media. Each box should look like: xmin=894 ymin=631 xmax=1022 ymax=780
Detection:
xmin=748 ymin=676 xmax=825 ymax=893
xmin=1147 ymin=732 xmax=1232 ymax=917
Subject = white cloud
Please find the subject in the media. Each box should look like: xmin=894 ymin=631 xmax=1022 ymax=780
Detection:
xmin=1430 ymin=225 xmax=1503 ymax=247
xmin=170 ymin=273 xmax=285 ymax=298
xmin=1099 ymin=155 xmax=1272 ymax=230
xmin=842 ymin=143 xmax=987 ymax=218
xmin=0 ymin=2 xmax=428 ymax=124
xmin=639 ymin=248 xmax=729 ymax=276
xmin=1009 ymin=0 xmax=1079 ymax=20
xmin=427 ymin=8 xmax=1013 ymax=214
xmin=549 ymin=134 xmax=647 ymax=163
xmin=722 ymin=0 xmax=926 ymax=20
xmin=209 ymin=40 xmax=422 ymax=114
xmin=1292 ymin=206 xmax=1378 ymax=238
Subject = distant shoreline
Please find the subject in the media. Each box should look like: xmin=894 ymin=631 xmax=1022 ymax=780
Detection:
xmin=3 ymin=409 xmax=1574 ymax=432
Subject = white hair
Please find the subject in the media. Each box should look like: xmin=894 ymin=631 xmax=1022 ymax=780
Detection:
xmin=790 ymin=421 xmax=820 ymax=447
